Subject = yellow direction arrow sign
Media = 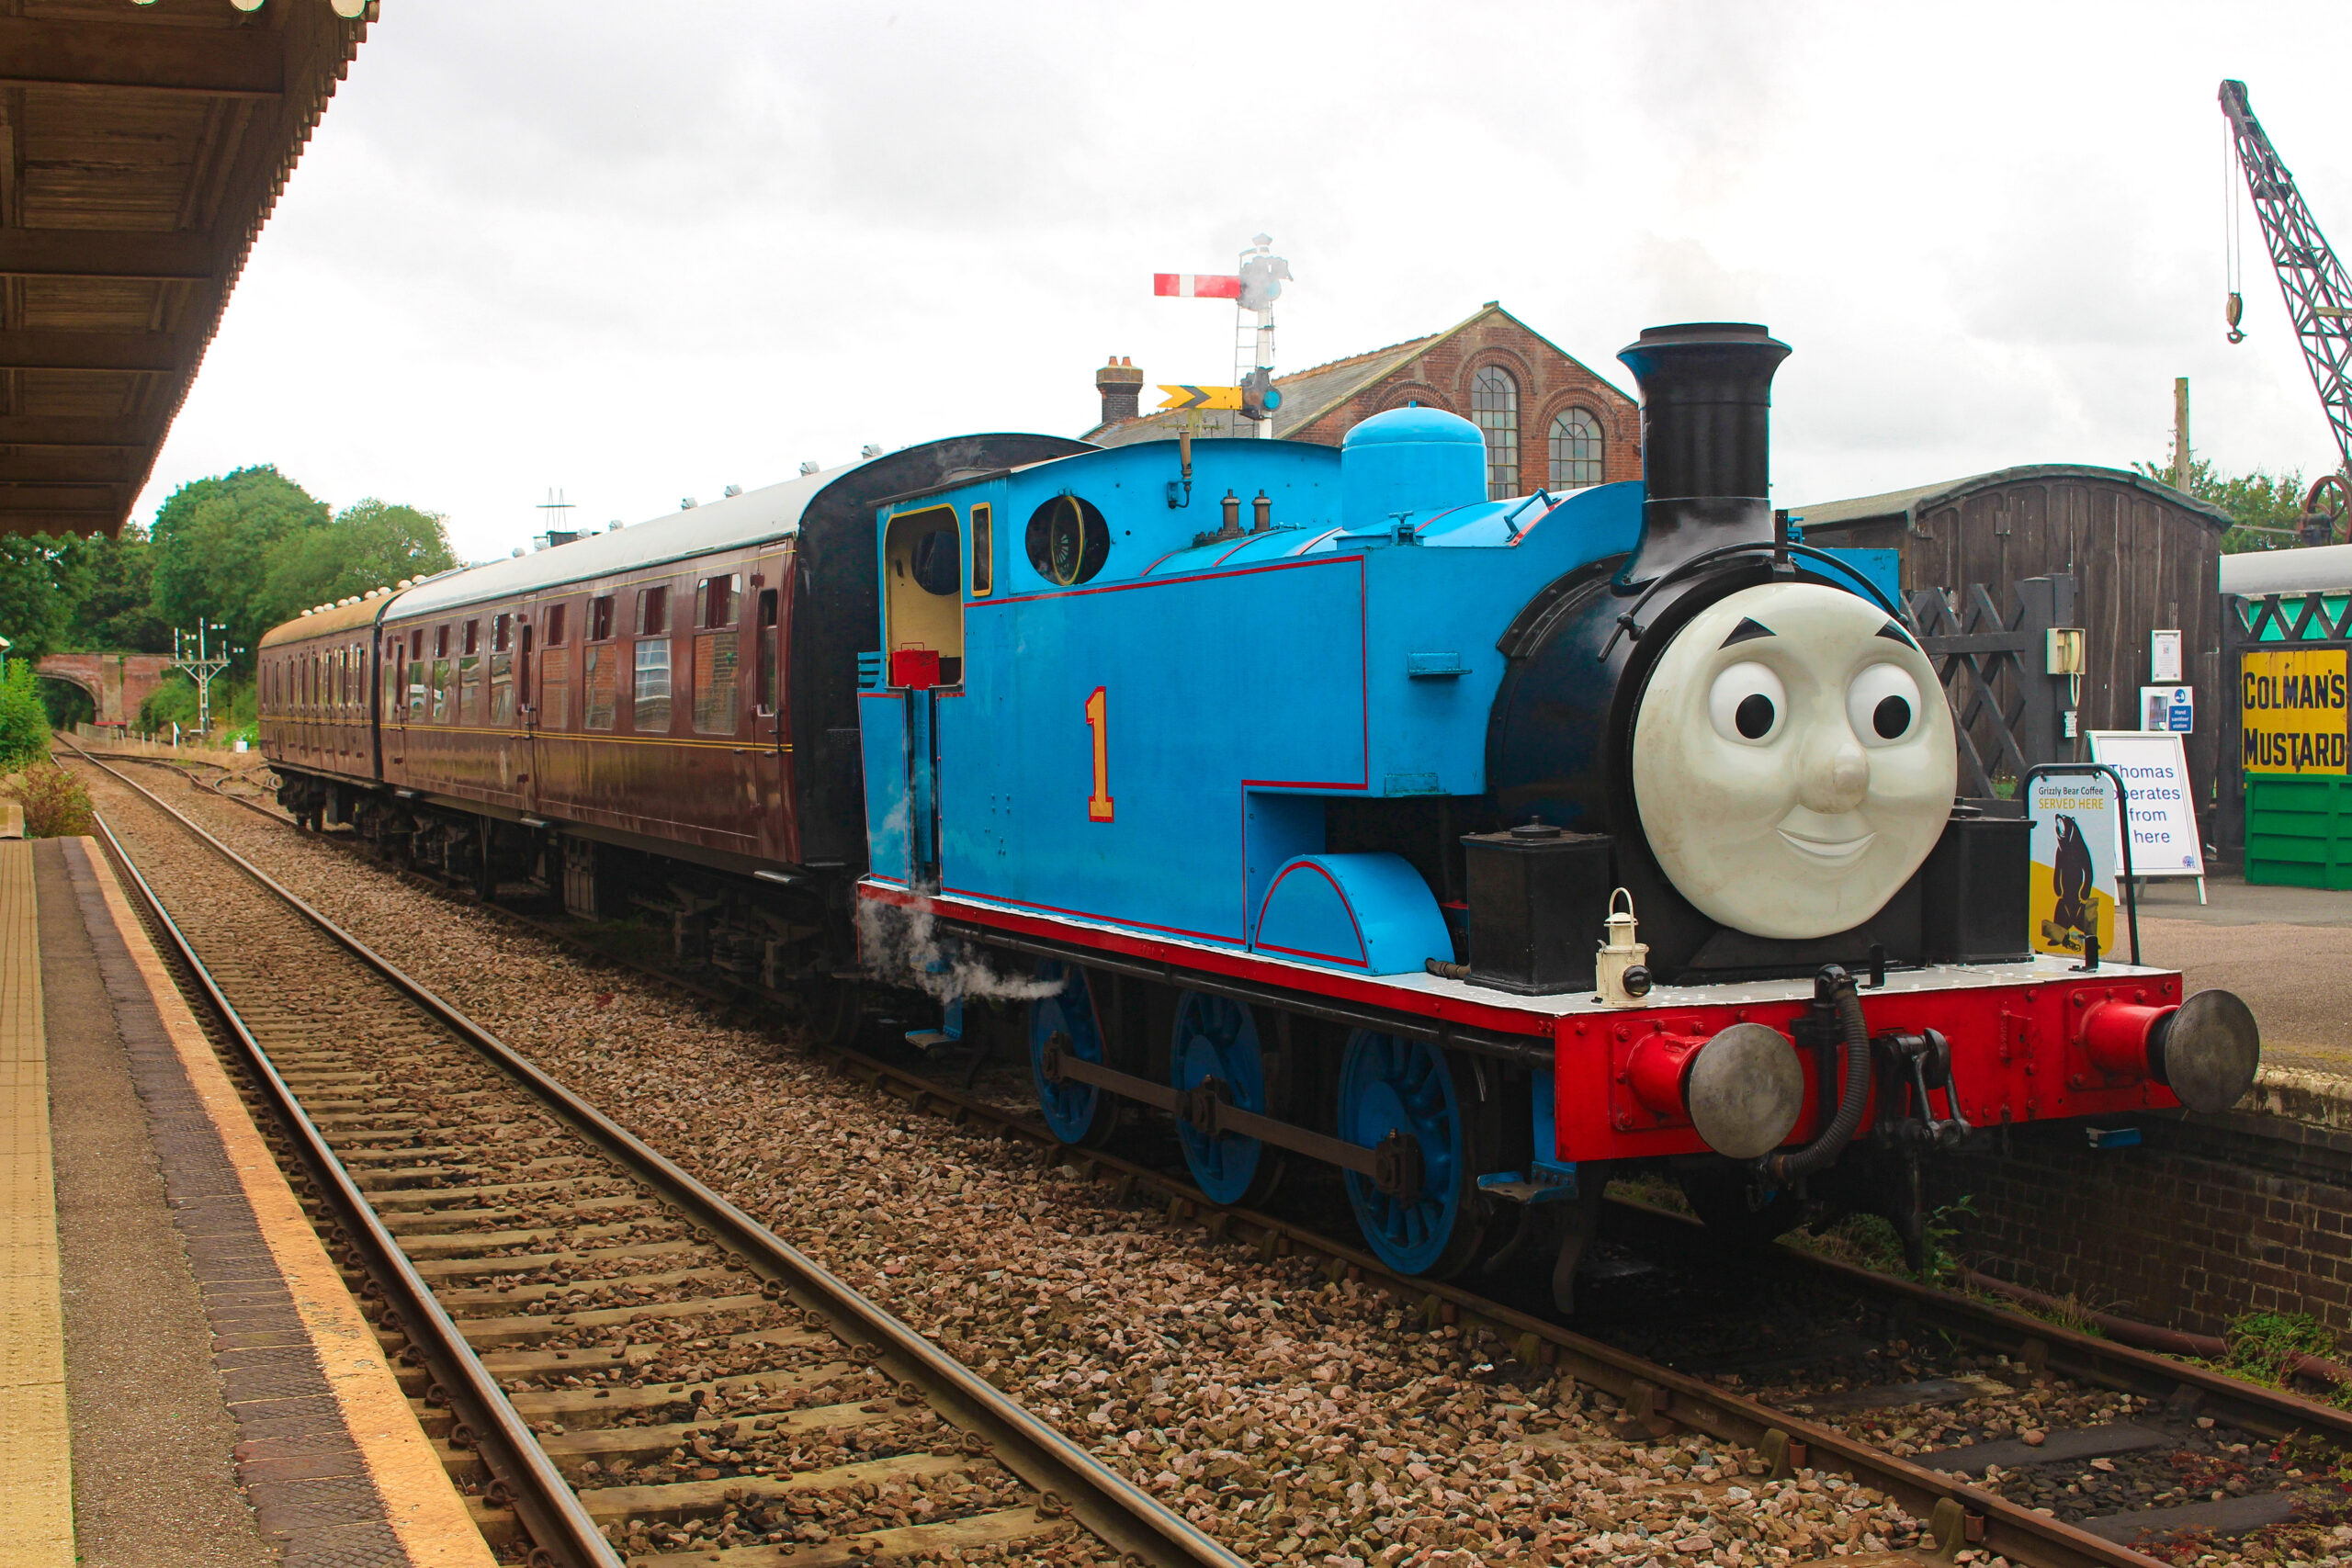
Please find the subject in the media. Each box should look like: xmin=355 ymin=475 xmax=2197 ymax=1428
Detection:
xmin=1158 ymin=384 xmax=1244 ymax=412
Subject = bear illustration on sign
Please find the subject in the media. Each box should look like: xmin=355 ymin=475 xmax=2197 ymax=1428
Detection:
xmin=2042 ymin=814 xmax=2096 ymax=951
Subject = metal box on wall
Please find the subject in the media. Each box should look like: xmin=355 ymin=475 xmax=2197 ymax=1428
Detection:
xmin=1461 ymin=824 xmax=1612 ymax=994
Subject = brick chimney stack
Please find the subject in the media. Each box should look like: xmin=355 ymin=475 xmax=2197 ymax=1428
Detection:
xmin=1095 ymin=355 xmax=1144 ymax=425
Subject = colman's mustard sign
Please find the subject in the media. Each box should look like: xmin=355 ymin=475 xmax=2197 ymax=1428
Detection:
xmin=2243 ymin=649 xmax=2349 ymax=773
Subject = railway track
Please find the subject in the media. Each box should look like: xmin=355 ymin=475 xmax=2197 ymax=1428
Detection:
xmin=74 ymin=750 xmax=1245 ymax=1568
xmin=67 ymin=745 xmax=2352 ymax=1567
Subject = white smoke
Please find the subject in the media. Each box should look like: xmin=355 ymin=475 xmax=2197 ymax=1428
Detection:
xmin=854 ymin=887 xmax=1066 ymax=1005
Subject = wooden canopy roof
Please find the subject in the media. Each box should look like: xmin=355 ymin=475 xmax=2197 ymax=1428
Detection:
xmin=0 ymin=0 xmax=368 ymax=539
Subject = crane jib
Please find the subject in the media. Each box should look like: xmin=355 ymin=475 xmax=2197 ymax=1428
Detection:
xmin=2219 ymin=76 xmax=2352 ymax=525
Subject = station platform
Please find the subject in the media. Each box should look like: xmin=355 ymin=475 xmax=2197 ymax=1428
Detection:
xmin=2135 ymin=874 xmax=2352 ymax=1077
xmin=0 ymin=834 xmax=492 ymax=1568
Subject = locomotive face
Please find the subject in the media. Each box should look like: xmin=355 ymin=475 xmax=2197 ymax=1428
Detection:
xmin=1631 ymin=582 xmax=1957 ymax=941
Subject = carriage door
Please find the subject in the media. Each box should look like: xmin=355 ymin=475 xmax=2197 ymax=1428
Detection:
xmin=517 ymin=615 xmax=537 ymax=813
xmin=752 ymin=580 xmax=789 ymax=860
xmin=882 ymin=505 xmax=965 ymax=890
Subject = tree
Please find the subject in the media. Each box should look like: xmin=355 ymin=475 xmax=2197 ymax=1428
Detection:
xmin=55 ymin=525 xmax=169 ymax=652
xmin=262 ymin=498 xmax=456 ymax=617
xmin=146 ymin=468 xmax=457 ymax=674
xmin=0 ymin=536 xmax=67 ymax=663
xmin=2135 ymin=457 xmax=2310 ymax=553
xmin=149 ymin=466 xmax=331 ymax=671
xmin=0 ymin=659 xmax=50 ymax=770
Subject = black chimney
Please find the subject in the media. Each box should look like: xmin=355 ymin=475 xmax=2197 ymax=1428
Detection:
xmin=1614 ymin=321 xmax=1792 ymax=586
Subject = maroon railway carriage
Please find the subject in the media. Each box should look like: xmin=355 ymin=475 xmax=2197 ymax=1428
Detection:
xmin=260 ymin=434 xmax=1085 ymax=967
xmin=258 ymin=594 xmax=384 ymax=779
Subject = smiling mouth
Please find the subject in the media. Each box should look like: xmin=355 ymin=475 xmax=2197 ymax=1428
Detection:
xmin=1777 ymin=826 xmax=1877 ymax=864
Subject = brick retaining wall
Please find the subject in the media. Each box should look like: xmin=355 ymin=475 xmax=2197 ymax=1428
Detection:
xmin=1931 ymin=1094 xmax=2352 ymax=1337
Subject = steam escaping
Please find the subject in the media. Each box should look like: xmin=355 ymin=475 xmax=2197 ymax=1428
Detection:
xmin=855 ymin=891 xmax=1066 ymax=1005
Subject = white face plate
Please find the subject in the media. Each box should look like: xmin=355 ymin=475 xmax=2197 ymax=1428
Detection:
xmin=1631 ymin=581 xmax=1958 ymax=940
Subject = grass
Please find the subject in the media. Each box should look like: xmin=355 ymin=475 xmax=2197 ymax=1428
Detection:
xmin=1780 ymin=1196 xmax=1979 ymax=1290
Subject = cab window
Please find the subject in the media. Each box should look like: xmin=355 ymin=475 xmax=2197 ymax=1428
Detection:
xmin=882 ymin=505 xmax=963 ymax=689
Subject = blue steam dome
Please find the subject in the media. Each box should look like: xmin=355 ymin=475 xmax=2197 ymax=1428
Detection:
xmin=1341 ymin=405 xmax=1487 ymax=530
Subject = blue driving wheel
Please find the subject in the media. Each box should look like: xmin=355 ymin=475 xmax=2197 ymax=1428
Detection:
xmin=1170 ymin=991 xmax=1285 ymax=1207
xmin=1027 ymin=961 xmax=1119 ymax=1146
xmin=1337 ymin=1030 xmax=1487 ymax=1278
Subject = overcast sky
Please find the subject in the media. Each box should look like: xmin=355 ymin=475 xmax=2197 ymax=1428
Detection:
xmin=135 ymin=0 xmax=2352 ymax=563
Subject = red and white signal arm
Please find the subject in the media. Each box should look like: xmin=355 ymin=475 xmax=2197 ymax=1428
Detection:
xmin=1154 ymin=273 xmax=1242 ymax=299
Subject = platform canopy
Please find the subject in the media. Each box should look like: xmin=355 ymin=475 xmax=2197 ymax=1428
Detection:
xmin=0 ymin=0 xmax=368 ymax=539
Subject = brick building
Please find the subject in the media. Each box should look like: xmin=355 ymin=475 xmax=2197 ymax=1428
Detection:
xmin=1084 ymin=303 xmax=1640 ymax=501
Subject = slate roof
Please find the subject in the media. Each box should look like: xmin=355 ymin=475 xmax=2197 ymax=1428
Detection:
xmin=1082 ymin=303 xmax=1633 ymax=447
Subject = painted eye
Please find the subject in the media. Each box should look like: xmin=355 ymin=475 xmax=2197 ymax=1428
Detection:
xmin=1708 ymin=661 xmax=1785 ymax=744
xmin=1848 ymin=663 xmax=1922 ymax=746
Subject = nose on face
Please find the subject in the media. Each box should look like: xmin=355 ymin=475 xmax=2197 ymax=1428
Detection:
xmin=1798 ymin=730 xmax=1869 ymax=814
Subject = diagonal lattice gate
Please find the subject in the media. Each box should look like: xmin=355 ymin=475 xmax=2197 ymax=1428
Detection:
xmin=1905 ymin=574 xmax=2076 ymax=800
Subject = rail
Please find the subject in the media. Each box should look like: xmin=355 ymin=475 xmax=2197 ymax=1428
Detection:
xmin=74 ymin=742 xmax=1248 ymax=1568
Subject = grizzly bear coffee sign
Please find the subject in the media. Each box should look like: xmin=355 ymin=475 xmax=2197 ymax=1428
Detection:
xmin=2242 ymin=649 xmax=2349 ymax=773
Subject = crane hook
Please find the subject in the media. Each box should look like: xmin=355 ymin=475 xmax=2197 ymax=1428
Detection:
xmin=2226 ymin=291 xmax=2246 ymax=344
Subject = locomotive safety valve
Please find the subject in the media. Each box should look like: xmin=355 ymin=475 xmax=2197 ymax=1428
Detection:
xmin=2076 ymin=988 xmax=2261 ymax=1114
xmin=1625 ymin=1021 xmax=1805 ymax=1161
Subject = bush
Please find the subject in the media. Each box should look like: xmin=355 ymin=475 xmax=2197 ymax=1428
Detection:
xmin=138 ymin=671 xmax=198 ymax=735
xmin=1 ymin=764 xmax=92 ymax=838
xmin=0 ymin=661 xmax=50 ymax=771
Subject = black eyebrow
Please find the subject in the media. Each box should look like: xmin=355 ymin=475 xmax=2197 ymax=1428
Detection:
xmin=1875 ymin=619 xmax=1917 ymax=648
xmin=1722 ymin=617 xmax=1775 ymax=647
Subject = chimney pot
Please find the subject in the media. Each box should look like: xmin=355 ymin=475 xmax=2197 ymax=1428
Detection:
xmin=1096 ymin=356 xmax=1146 ymax=426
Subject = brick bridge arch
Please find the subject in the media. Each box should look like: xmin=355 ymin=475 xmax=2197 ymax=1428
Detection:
xmin=34 ymin=652 xmax=171 ymax=729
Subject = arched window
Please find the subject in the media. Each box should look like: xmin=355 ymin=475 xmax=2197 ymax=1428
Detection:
xmin=1549 ymin=407 xmax=1604 ymax=490
xmin=1469 ymin=366 xmax=1519 ymax=500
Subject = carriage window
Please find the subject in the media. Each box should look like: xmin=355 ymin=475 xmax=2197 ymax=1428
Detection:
xmin=540 ymin=638 xmax=571 ymax=729
xmin=459 ymin=643 xmax=482 ymax=724
xmin=590 ymin=595 xmax=613 ymax=641
xmin=633 ymin=637 xmax=672 ymax=730
xmin=692 ymin=628 xmax=739 ymax=734
xmin=755 ymin=589 xmax=779 ymax=715
xmin=545 ymin=603 xmax=568 ymax=646
xmin=636 ymin=586 xmax=667 ymax=637
xmin=412 ymin=629 xmax=424 ymax=660
xmin=493 ymin=613 xmax=511 ymax=653
xmin=435 ymin=626 xmax=448 ymax=659
xmin=695 ymin=575 xmax=738 ymax=628
xmin=463 ymin=619 xmax=479 ymax=656
xmin=386 ymin=647 xmax=403 ymax=717
xmin=489 ymin=638 xmax=515 ymax=726
xmin=582 ymin=645 xmax=616 ymax=729
xmin=970 ymin=503 xmax=993 ymax=597
xmin=431 ymin=654 xmax=452 ymax=722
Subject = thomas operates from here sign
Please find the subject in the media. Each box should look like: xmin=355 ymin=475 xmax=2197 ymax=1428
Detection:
xmin=2242 ymin=648 xmax=2348 ymax=773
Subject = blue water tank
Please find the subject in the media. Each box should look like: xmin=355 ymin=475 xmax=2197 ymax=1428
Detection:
xmin=1340 ymin=406 xmax=1487 ymax=531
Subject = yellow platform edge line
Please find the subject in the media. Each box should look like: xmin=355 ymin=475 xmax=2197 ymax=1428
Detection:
xmin=0 ymin=837 xmax=73 ymax=1568
xmin=76 ymin=838 xmax=499 ymax=1568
